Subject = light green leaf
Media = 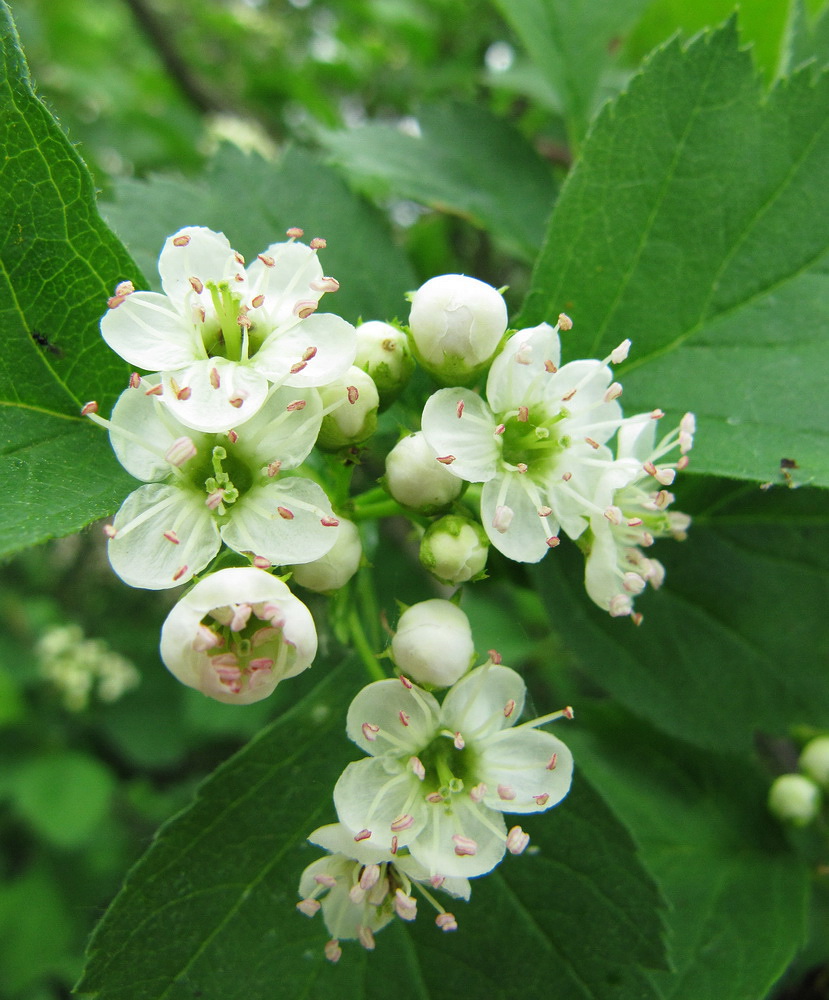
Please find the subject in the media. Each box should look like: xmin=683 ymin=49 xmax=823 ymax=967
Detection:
xmin=517 ymin=20 xmax=829 ymax=488
xmin=569 ymin=704 xmax=810 ymax=1000
xmin=102 ymin=144 xmax=418 ymax=326
xmin=534 ymin=479 xmax=829 ymax=753
xmin=317 ymin=102 xmax=557 ymax=261
xmin=77 ymin=663 xmax=667 ymax=1000
xmin=0 ymin=2 xmax=142 ymax=557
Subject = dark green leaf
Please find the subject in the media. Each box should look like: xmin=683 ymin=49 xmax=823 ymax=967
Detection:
xmin=517 ymin=21 xmax=829 ymax=488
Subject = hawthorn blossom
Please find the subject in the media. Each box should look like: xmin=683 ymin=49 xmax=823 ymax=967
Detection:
xmin=297 ymin=823 xmax=468 ymax=957
xmin=160 ymin=567 xmax=316 ymax=703
xmin=583 ymin=411 xmax=694 ymax=619
xmin=101 ymin=226 xmax=356 ymax=432
xmin=421 ymin=319 xmax=626 ymax=562
xmin=333 ymin=662 xmax=573 ymax=879
xmin=89 ymin=379 xmax=340 ymax=589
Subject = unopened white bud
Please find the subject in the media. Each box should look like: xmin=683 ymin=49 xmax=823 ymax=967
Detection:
xmin=385 ymin=432 xmax=463 ymax=512
xmin=799 ymin=736 xmax=829 ymax=790
xmin=354 ymin=321 xmax=415 ymax=406
xmin=289 ymin=519 xmax=362 ymax=593
xmin=409 ymin=274 xmax=507 ymax=385
xmin=420 ymin=515 xmax=489 ymax=585
xmin=316 ymin=367 xmax=379 ymax=450
xmin=768 ymin=773 xmax=821 ymax=826
xmin=390 ymin=599 xmax=474 ymax=688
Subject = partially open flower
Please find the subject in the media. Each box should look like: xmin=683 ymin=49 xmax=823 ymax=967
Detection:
xmin=160 ymin=567 xmax=316 ymax=703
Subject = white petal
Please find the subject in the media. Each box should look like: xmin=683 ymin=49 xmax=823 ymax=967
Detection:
xmin=486 ymin=323 xmax=562 ymax=413
xmin=158 ymin=226 xmax=241 ymax=305
xmin=101 ymin=291 xmax=202 ymax=370
xmin=231 ymin=385 xmax=323 ymax=470
xmin=584 ymin=520 xmax=624 ymax=612
xmin=547 ymin=360 xmax=622 ymax=444
xmin=478 ymin=728 xmax=574 ymax=813
xmin=408 ymin=797 xmax=506 ymax=878
xmin=308 ymin=823 xmax=397 ymax=866
xmin=617 ymin=412 xmax=656 ymax=461
xmin=481 ymin=473 xmax=555 ymax=562
xmin=394 ymin=854 xmax=472 ymax=901
xmin=440 ymin=663 xmax=526 ymax=741
xmin=255 ymin=313 xmax=357 ymax=388
xmin=421 ymin=388 xmax=500 ymax=482
xmin=221 ymin=476 xmax=338 ymax=565
xmin=345 ymin=678 xmax=441 ymax=755
xmin=333 ymin=757 xmax=427 ymax=854
xmin=108 ymin=483 xmax=220 ymax=590
xmin=246 ymin=241 xmax=325 ymax=329
xmin=159 ymin=359 xmax=270 ymax=433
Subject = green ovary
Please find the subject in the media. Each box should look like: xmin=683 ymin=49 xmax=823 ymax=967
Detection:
xmin=499 ymin=409 xmax=567 ymax=472
xmin=418 ymin=732 xmax=480 ymax=797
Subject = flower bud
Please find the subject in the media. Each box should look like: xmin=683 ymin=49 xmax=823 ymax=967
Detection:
xmin=316 ymin=367 xmax=380 ymax=451
xmin=408 ymin=274 xmax=508 ymax=385
xmin=420 ymin=515 xmax=489 ymax=586
xmin=354 ymin=321 xmax=415 ymax=407
xmin=160 ymin=568 xmax=317 ymax=704
xmin=799 ymin=736 xmax=829 ymax=790
xmin=391 ymin=599 xmax=474 ymax=688
xmin=767 ymin=773 xmax=822 ymax=827
xmin=385 ymin=432 xmax=463 ymax=513
xmin=290 ymin=519 xmax=362 ymax=593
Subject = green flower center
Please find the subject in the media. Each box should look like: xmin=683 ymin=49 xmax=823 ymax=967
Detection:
xmin=418 ymin=730 xmax=480 ymax=797
xmin=499 ymin=407 xmax=569 ymax=472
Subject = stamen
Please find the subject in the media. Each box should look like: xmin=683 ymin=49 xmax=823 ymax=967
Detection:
xmin=296 ymin=899 xmax=320 ymax=917
xmin=390 ymin=814 xmax=414 ymax=832
xmin=362 ymin=722 xmax=380 ymax=742
xmin=557 ymin=313 xmax=573 ymax=331
xmin=347 ymin=385 xmax=359 ymax=404
xmin=504 ymin=699 xmax=516 ymax=718
xmin=353 ymin=829 xmax=372 ymax=842
xmin=436 ymin=913 xmax=458 ymax=932
xmin=409 ymin=756 xmax=425 ymax=780
xmin=399 ymin=711 xmax=410 ymax=727
xmin=324 ymin=940 xmax=342 ymax=963
xmin=436 ymin=455 xmax=456 ymax=465
xmin=456 ymin=400 xmax=465 ymax=418
xmin=172 ymin=234 xmax=191 ymax=247
xmin=469 ymin=783 xmax=487 ymax=802
xmin=506 ymin=826 xmax=530 ymax=854
xmin=498 ymin=784 xmax=516 ymax=800
xmin=452 ymin=834 xmax=478 ymax=856
xmin=163 ymin=530 xmax=180 ymax=545
xmin=277 ymin=506 xmax=294 ymax=519
xmin=534 ymin=793 xmax=550 ymax=806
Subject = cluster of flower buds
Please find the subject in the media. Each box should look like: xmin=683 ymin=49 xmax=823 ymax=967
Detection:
xmin=768 ymin=736 xmax=829 ymax=827
xmin=297 ymin=600 xmax=574 ymax=959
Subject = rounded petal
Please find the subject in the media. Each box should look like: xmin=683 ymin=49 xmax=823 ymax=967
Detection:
xmin=232 ymin=385 xmax=323 ymax=470
xmin=478 ymin=728 xmax=574 ymax=813
xmin=255 ymin=313 xmax=357 ymax=388
xmin=108 ymin=483 xmax=220 ymax=590
xmin=394 ymin=854 xmax=472 ymax=901
xmin=308 ymin=823 xmax=396 ymax=866
xmin=246 ymin=241 xmax=325 ymax=329
xmin=481 ymin=473 xmax=556 ymax=562
xmin=101 ymin=291 xmax=202 ymax=370
xmin=546 ymin=360 xmax=622 ymax=444
xmin=486 ymin=323 xmax=562 ymax=413
xmin=345 ymin=678 xmax=441 ymax=755
xmin=333 ymin=757 xmax=426 ymax=854
xmin=421 ymin=388 xmax=499 ymax=483
xmin=158 ymin=226 xmax=241 ymax=305
xmin=617 ymin=412 xmax=657 ymax=462
xmin=221 ymin=476 xmax=338 ymax=566
xmin=408 ymin=797 xmax=507 ymax=878
xmin=159 ymin=359 xmax=270 ymax=433
xmin=584 ymin=520 xmax=623 ymax=612
xmin=440 ymin=663 xmax=526 ymax=741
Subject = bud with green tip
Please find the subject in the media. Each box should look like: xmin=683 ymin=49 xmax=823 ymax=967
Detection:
xmin=384 ymin=431 xmax=463 ymax=513
xmin=800 ymin=736 xmax=829 ymax=790
xmin=317 ymin=366 xmax=380 ymax=451
xmin=768 ymin=773 xmax=822 ymax=827
xmin=390 ymin=598 xmax=475 ymax=688
xmin=408 ymin=274 xmax=507 ymax=386
xmin=354 ymin=321 xmax=415 ymax=407
xmin=420 ymin=515 xmax=489 ymax=586
xmin=290 ymin=518 xmax=362 ymax=593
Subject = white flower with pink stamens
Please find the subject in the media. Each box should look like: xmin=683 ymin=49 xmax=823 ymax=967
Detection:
xmin=89 ymin=379 xmax=340 ymax=590
xmin=101 ymin=226 xmax=356 ymax=433
xmin=160 ymin=567 xmax=316 ymax=703
xmin=333 ymin=662 xmax=573 ymax=879
xmin=296 ymin=823 xmax=468 ymax=958
xmin=421 ymin=319 xmax=626 ymax=562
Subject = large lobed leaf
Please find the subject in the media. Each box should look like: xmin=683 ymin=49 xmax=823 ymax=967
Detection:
xmin=0 ymin=2 xmax=139 ymax=558
xmin=517 ymin=20 xmax=829 ymax=489
xmin=77 ymin=663 xmax=668 ymax=1000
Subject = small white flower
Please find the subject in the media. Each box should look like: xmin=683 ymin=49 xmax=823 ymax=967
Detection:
xmin=101 ymin=226 xmax=356 ymax=432
xmin=289 ymin=518 xmax=362 ymax=593
xmin=160 ymin=567 xmax=316 ymax=703
xmin=333 ymin=663 xmax=573 ymax=879
xmin=296 ymin=823 xmax=469 ymax=954
xmin=391 ymin=599 xmax=474 ymax=688
xmin=768 ymin=773 xmax=822 ymax=827
xmin=421 ymin=321 xmax=625 ymax=562
xmin=95 ymin=380 xmax=339 ymax=589
xmin=384 ymin=431 xmax=463 ymax=512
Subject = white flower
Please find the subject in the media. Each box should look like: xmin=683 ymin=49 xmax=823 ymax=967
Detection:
xmin=408 ymin=274 xmax=508 ymax=385
xmin=421 ymin=320 xmax=626 ymax=562
xmin=333 ymin=662 xmax=573 ymax=879
xmin=384 ymin=431 xmax=463 ymax=512
xmin=583 ymin=411 xmax=693 ymax=619
xmin=160 ymin=567 xmax=316 ymax=704
xmin=768 ymin=774 xmax=822 ymax=827
xmin=94 ymin=380 xmax=339 ymax=589
xmin=101 ymin=226 xmax=356 ymax=432
xmin=289 ymin=518 xmax=362 ymax=593
xmin=297 ymin=823 xmax=468 ymax=956
xmin=391 ymin=599 xmax=474 ymax=688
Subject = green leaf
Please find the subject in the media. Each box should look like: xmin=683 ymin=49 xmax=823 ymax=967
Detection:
xmin=569 ymin=704 xmax=810 ymax=1000
xmin=534 ymin=479 xmax=829 ymax=753
xmin=78 ymin=663 xmax=667 ymax=1000
xmin=491 ymin=0 xmax=652 ymax=147
xmin=102 ymin=144 xmax=418 ymax=326
xmin=0 ymin=2 xmax=142 ymax=557
xmin=517 ymin=20 xmax=829 ymax=488
xmin=317 ymin=102 xmax=557 ymax=262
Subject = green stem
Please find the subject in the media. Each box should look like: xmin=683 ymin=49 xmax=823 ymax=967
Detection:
xmin=350 ymin=498 xmax=406 ymax=521
xmin=348 ymin=605 xmax=386 ymax=682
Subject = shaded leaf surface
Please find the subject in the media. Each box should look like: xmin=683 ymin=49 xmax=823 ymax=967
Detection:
xmin=78 ymin=665 xmax=667 ymax=1000
xmin=517 ymin=21 xmax=829 ymax=488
